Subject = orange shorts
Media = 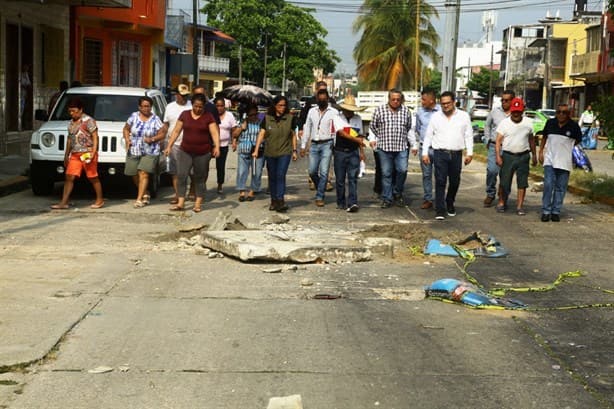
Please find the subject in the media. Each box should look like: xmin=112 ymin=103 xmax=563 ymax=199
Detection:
xmin=66 ymin=151 xmax=99 ymax=178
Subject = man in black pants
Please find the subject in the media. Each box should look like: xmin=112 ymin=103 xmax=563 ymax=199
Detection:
xmin=421 ymin=91 xmax=474 ymax=220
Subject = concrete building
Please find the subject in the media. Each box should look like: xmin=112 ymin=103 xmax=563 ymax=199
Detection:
xmin=499 ymin=23 xmax=547 ymax=110
xmin=0 ymin=0 xmax=130 ymax=156
xmin=570 ymin=12 xmax=614 ymax=110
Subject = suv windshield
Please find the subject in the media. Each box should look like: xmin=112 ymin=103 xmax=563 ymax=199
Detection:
xmin=51 ymin=94 xmax=147 ymax=122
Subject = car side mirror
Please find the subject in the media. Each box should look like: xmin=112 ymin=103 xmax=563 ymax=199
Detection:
xmin=35 ymin=109 xmax=48 ymax=121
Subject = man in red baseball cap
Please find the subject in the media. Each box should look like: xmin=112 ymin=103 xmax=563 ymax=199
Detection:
xmin=493 ymin=97 xmax=537 ymax=215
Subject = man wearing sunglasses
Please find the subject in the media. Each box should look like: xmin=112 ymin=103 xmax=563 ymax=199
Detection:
xmin=538 ymin=104 xmax=582 ymax=222
xmin=483 ymin=90 xmax=515 ymax=207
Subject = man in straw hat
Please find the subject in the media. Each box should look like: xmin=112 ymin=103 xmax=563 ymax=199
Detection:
xmin=163 ymin=84 xmax=192 ymax=204
xmin=332 ymin=95 xmax=367 ymax=212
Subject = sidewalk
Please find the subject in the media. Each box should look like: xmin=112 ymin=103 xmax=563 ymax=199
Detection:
xmin=0 ymin=154 xmax=29 ymax=195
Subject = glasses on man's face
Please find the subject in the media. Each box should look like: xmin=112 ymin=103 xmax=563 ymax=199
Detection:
xmin=556 ymin=110 xmax=569 ymax=114
xmin=441 ymin=100 xmax=454 ymax=106
xmin=501 ymin=98 xmax=511 ymax=102
xmin=390 ymin=98 xmax=402 ymax=102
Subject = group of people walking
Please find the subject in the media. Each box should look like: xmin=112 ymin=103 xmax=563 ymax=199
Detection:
xmin=51 ymin=84 xmax=584 ymax=221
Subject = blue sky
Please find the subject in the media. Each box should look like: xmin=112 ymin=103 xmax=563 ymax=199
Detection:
xmin=175 ymin=0 xmax=605 ymax=73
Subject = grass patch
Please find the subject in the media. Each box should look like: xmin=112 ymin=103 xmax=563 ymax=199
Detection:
xmin=570 ymin=171 xmax=614 ymax=199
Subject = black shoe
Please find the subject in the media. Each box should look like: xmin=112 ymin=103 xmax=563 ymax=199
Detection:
xmin=347 ymin=204 xmax=359 ymax=213
xmin=541 ymin=213 xmax=550 ymax=222
xmin=447 ymin=204 xmax=456 ymax=217
xmin=381 ymin=201 xmax=392 ymax=209
xmin=394 ymin=196 xmax=405 ymax=207
xmin=551 ymin=214 xmax=560 ymax=222
xmin=276 ymin=201 xmax=289 ymax=213
xmin=435 ymin=212 xmax=446 ymax=220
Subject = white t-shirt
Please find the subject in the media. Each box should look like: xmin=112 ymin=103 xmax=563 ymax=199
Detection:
xmin=496 ymin=116 xmax=533 ymax=153
xmin=164 ymin=101 xmax=192 ymax=145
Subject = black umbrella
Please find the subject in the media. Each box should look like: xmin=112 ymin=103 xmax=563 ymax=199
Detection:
xmin=221 ymin=84 xmax=273 ymax=106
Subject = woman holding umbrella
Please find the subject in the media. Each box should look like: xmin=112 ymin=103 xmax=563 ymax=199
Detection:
xmin=253 ymin=95 xmax=298 ymax=212
xmin=164 ymin=93 xmax=220 ymax=212
xmin=232 ymin=105 xmax=265 ymax=202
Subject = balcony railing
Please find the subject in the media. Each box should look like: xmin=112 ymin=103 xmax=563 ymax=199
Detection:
xmin=198 ymin=55 xmax=230 ymax=73
xmin=570 ymin=51 xmax=600 ymax=75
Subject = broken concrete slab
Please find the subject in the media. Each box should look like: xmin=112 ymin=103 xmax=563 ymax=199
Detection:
xmin=201 ymin=230 xmax=372 ymax=263
xmin=207 ymin=210 xmax=247 ymax=231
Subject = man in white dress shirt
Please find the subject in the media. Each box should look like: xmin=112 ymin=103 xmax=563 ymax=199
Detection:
xmin=422 ymin=91 xmax=473 ymax=220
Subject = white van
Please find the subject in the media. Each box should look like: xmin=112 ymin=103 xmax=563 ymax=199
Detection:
xmin=30 ymin=86 xmax=167 ymax=196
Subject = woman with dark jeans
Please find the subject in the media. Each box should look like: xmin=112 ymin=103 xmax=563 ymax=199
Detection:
xmin=213 ymin=97 xmax=236 ymax=194
xmin=253 ymin=95 xmax=298 ymax=212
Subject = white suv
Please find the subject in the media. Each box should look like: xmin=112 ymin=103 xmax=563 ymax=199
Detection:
xmin=30 ymin=86 xmax=167 ymax=196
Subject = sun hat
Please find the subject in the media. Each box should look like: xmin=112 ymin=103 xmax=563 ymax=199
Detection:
xmin=336 ymin=95 xmax=366 ymax=112
xmin=174 ymin=84 xmax=191 ymax=96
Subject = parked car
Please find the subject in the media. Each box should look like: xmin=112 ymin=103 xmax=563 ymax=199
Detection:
xmin=299 ymin=95 xmax=312 ymax=107
xmin=472 ymin=119 xmax=485 ymax=143
xmin=470 ymin=104 xmax=490 ymax=120
xmin=538 ymin=108 xmax=556 ymax=119
xmin=524 ymin=110 xmax=548 ymax=146
xmin=288 ymin=99 xmax=301 ymax=116
xmin=30 ymin=86 xmax=167 ymax=196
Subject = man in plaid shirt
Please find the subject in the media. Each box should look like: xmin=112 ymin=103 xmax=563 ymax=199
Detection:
xmin=369 ymin=89 xmax=415 ymax=208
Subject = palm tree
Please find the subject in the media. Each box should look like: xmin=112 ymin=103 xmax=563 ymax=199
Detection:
xmin=353 ymin=0 xmax=439 ymax=90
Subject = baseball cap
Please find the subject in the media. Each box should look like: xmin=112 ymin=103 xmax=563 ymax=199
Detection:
xmin=510 ymin=97 xmax=524 ymax=112
xmin=174 ymin=84 xmax=190 ymax=96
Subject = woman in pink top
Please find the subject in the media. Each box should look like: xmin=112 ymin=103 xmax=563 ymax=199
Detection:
xmin=214 ymin=96 xmax=237 ymax=194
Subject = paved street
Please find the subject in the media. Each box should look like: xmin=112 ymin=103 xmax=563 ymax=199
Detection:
xmin=0 ymin=151 xmax=613 ymax=408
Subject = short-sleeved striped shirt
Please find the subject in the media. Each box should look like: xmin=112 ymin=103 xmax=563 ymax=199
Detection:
xmin=369 ymin=104 xmax=412 ymax=152
xmin=127 ymin=111 xmax=164 ymax=156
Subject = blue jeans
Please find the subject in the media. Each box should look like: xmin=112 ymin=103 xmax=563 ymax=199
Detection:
xmin=266 ymin=154 xmax=292 ymax=201
xmin=433 ymin=149 xmax=463 ymax=214
xmin=542 ymin=165 xmax=569 ymax=215
xmin=421 ymin=147 xmax=434 ymax=201
xmin=308 ymin=140 xmax=334 ymax=200
xmin=486 ymin=142 xmax=500 ymax=198
xmin=236 ymin=152 xmax=265 ymax=192
xmin=379 ymin=149 xmax=408 ymax=203
xmin=333 ymin=149 xmax=360 ymax=208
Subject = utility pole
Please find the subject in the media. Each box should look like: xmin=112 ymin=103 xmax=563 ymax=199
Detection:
xmin=415 ymin=0 xmax=420 ymax=91
xmin=441 ymin=0 xmax=461 ymax=93
xmin=488 ymin=44 xmax=494 ymax=108
xmin=263 ymin=33 xmax=268 ymax=90
xmin=238 ymin=45 xmax=243 ymax=85
xmin=282 ymin=42 xmax=287 ymax=96
xmin=192 ymin=0 xmax=199 ymax=88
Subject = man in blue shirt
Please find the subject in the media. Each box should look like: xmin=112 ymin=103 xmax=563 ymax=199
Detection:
xmin=411 ymin=89 xmax=440 ymax=209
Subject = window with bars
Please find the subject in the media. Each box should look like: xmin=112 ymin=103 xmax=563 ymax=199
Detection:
xmin=112 ymin=40 xmax=141 ymax=86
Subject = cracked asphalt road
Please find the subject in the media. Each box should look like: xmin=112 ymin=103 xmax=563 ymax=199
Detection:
xmin=0 ymin=155 xmax=612 ymax=408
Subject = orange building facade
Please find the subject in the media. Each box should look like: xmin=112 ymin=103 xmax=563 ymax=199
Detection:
xmin=71 ymin=0 xmax=166 ymax=87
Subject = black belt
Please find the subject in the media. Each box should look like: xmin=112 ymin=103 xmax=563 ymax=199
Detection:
xmin=312 ymin=139 xmax=333 ymax=144
xmin=503 ymin=150 xmax=530 ymax=156
xmin=334 ymin=147 xmax=358 ymax=153
xmin=434 ymin=149 xmax=462 ymax=154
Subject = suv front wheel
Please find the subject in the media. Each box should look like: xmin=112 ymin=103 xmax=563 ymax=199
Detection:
xmin=30 ymin=161 xmax=57 ymax=196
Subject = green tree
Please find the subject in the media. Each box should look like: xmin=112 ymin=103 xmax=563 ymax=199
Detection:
xmin=353 ymin=0 xmax=439 ymax=90
xmin=203 ymin=0 xmax=338 ymax=89
xmin=424 ymin=68 xmax=441 ymax=93
xmin=466 ymin=67 xmax=500 ymax=98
